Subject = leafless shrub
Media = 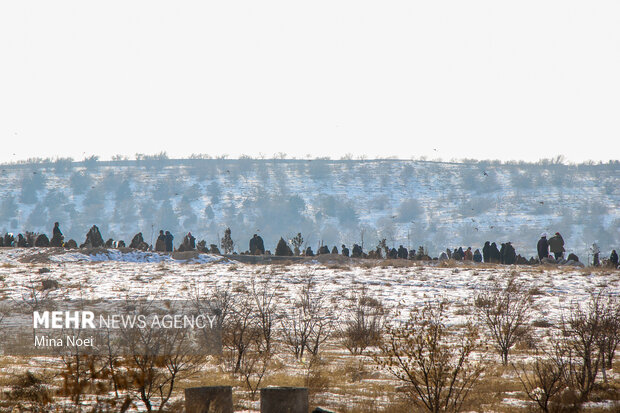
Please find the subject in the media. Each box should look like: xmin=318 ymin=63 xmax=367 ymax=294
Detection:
xmin=18 ymin=273 xmax=55 ymax=313
xmin=221 ymin=289 xmax=259 ymax=374
xmin=250 ymin=276 xmax=279 ymax=353
xmin=596 ymin=293 xmax=620 ymax=380
xmin=555 ymin=290 xmax=618 ymax=401
xmin=474 ymin=279 xmax=533 ymax=364
xmin=190 ymin=281 xmax=275 ymax=398
xmin=238 ymin=338 xmax=271 ymax=400
xmin=4 ymin=371 xmax=54 ymax=411
xmin=59 ymin=353 xmax=109 ymax=407
xmin=281 ymin=275 xmax=334 ymax=360
xmin=240 ymin=277 xmax=278 ymax=399
xmin=191 ymin=282 xmax=255 ymax=375
xmin=513 ymin=354 xmax=567 ymax=413
xmin=374 ymin=302 xmax=484 ymax=413
xmin=118 ymin=303 xmax=203 ymax=412
xmin=339 ymin=285 xmax=386 ymax=355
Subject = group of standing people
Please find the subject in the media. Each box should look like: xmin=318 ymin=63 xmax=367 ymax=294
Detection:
xmin=155 ymin=230 xmax=174 ymax=252
xmin=537 ymin=232 xmax=565 ymax=260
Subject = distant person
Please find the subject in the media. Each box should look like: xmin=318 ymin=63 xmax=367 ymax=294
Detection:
xmin=548 ymin=232 xmax=565 ymax=260
xmin=80 ymin=225 xmax=104 ymax=248
xmin=464 ymin=247 xmax=473 ymax=261
xmin=155 ymin=230 xmax=166 ymax=252
xmin=499 ymin=243 xmax=506 ymax=264
xmin=504 ymin=242 xmax=516 ymax=265
xmin=490 ymin=242 xmax=501 ymax=263
xmin=482 ymin=241 xmax=491 ymax=263
xmin=609 ymin=250 xmax=618 ymax=268
xmin=473 ymin=249 xmax=482 ymax=262
xmin=341 ymin=244 xmax=349 ymax=257
xmin=50 ymin=222 xmax=64 ymax=247
xmin=388 ymin=247 xmax=398 ymax=259
xmin=180 ymin=232 xmax=195 ymax=251
xmin=164 ymin=231 xmax=174 ymax=252
xmin=590 ymin=242 xmax=601 ymax=267
xmin=351 ymin=244 xmax=363 ymax=258
xmin=452 ymin=248 xmax=462 ymax=260
xmin=537 ymin=233 xmax=549 ymax=261
xmin=249 ymin=234 xmax=264 ymax=255
xmin=187 ymin=232 xmax=196 ymax=249
xmin=397 ymin=245 xmax=408 ymax=259
xmin=53 ymin=222 xmax=62 ymax=238
xmin=591 ymin=243 xmax=600 ymax=267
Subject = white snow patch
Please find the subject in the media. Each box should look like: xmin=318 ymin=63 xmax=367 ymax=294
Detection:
xmin=47 ymin=250 xmax=222 ymax=264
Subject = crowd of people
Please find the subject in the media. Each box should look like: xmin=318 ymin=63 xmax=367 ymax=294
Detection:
xmin=0 ymin=222 xmax=618 ymax=268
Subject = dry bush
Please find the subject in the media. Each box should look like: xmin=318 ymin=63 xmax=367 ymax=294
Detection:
xmin=281 ymin=275 xmax=334 ymax=360
xmin=513 ymin=354 xmax=567 ymax=413
xmin=222 ymin=289 xmax=258 ymax=374
xmin=191 ymin=280 xmax=275 ymax=398
xmin=250 ymin=276 xmax=279 ymax=353
xmin=190 ymin=282 xmax=258 ymax=376
xmin=597 ymin=293 xmax=620 ymax=379
xmin=110 ymin=300 xmax=205 ymax=412
xmin=438 ymin=260 xmax=458 ymax=268
xmin=236 ymin=278 xmax=278 ymax=399
xmin=59 ymin=353 xmax=111 ymax=407
xmin=238 ymin=343 xmax=271 ymax=400
xmin=374 ymin=302 xmax=484 ymax=413
xmin=474 ymin=278 xmax=533 ymax=364
xmin=339 ymin=285 xmax=387 ymax=355
xmin=4 ymin=370 xmax=54 ymax=411
xmin=554 ymin=290 xmax=619 ymax=402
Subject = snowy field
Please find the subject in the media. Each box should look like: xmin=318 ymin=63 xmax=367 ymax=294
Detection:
xmin=0 ymin=248 xmax=619 ymax=412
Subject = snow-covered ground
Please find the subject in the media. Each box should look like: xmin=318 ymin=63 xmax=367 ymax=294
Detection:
xmin=1 ymin=249 xmax=617 ymax=325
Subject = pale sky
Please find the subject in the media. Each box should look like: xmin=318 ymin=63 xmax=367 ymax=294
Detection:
xmin=1 ymin=1 xmax=619 ymax=163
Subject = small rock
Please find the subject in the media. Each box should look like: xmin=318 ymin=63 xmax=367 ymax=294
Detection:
xmin=41 ymin=279 xmax=59 ymax=290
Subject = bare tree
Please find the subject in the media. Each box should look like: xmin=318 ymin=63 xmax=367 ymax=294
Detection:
xmin=474 ymin=279 xmax=532 ymax=364
xmin=374 ymin=302 xmax=484 ymax=413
